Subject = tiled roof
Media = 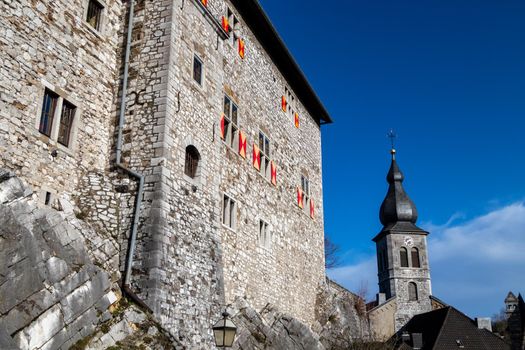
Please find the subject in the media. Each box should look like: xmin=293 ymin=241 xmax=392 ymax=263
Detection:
xmin=395 ymin=306 xmax=510 ymax=350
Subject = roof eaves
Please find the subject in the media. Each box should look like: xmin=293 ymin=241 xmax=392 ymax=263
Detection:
xmin=229 ymin=0 xmax=333 ymax=125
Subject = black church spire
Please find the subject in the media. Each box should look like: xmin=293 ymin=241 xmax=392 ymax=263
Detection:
xmin=379 ymin=149 xmax=419 ymax=226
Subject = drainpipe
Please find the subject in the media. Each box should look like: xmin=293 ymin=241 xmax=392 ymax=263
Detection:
xmin=115 ymin=0 xmax=151 ymax=313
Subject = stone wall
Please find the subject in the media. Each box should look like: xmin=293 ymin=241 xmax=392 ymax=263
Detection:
xmin=1 ymin=0 xmax=330 ymax=347
xmin=0 ymin=0 xmax=122 ymax=200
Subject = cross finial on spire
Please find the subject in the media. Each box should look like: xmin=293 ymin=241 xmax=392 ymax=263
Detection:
xmin=387 ymin=129 xmax=397 ymax=158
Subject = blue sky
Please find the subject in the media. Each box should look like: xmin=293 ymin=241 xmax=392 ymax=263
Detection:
xmin=259 ymin=0 xmax=525 ymax=317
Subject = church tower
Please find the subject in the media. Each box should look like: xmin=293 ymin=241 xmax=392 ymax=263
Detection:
xmin=373 ymin=148 xmax=433 ymax=330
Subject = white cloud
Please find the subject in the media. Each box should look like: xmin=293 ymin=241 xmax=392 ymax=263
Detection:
xmin=327 ymin=202 xmax=525 ymax=318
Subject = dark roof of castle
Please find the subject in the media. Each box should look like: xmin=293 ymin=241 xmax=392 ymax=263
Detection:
xmin=393 ymin=306 xmax=510 ymax=350
xmin=506 ymin=291 xmax=518 ymax=302
xmin=230 ymin=0 xmax=333 ymax=126
xmin=373 ymin=149 xmax=426 ymax=242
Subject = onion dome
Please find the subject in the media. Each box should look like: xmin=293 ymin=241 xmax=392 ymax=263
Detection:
xmin=379 ymin=149 xmax=419 ymax=226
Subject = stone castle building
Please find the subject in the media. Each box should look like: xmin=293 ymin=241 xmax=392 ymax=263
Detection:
xmin=0 ymin=0 xmax=333 ymax=348
xmin=368 ymin=149 xmax=433 ymax=340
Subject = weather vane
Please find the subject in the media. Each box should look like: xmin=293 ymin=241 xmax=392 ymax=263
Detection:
xmin=387 ymin=129 xmax=397 ymax=150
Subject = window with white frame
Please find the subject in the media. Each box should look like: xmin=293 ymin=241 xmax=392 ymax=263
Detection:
xmin=38 ymin=88 xmax=77 ymax=149
xmin=258 ymin=220 xmax=271 ymax=249
xmin=222 ymin=194 xmax=237 ymax=230
xmin=86 ymin=0 xmax=104 ymax=31
xmin=258 ymin=131 xmax=271 ymax=179
xmin=301 ymin=175 xmax=310 ymax=210
xmin=223 ymin=95 xmax=239 ymax=150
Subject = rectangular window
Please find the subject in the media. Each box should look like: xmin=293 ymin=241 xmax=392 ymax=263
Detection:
xmin=86 ymin=0 xmax=104 ymax=30
xmin=39 ymin=89 xmax=58 ymax=137
xmin=285 ymin=87 xmax=296 ymax=118
xmin=259 ymin=131 xmax=271 ymax=179
xmin=57 ymin=101 xmax=76 ymax=147
xmin=301 ymin=175 xmax=310 ymax=209
xmin=223 ymin=95 xmax=239 ymax=150
xmin=259 ymin=220 xmax=271 ymax=249
xmin=222 ymin=194 xmax=236 ymax=230
xmin=227 ymin=8 xmax=240 ymax=44
xmin=193 ymin=55 xmax=203 ymax=85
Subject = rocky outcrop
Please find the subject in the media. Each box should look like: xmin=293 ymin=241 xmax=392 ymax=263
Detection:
xmin=230 ymin=298 xmax=325 ymax=350
xmin=0 ymin=170 xmax=120 ymax=349
xmin=314 ymin=280 xmax=371 ymax=350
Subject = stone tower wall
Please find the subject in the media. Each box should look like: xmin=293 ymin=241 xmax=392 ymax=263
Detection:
xmin=112 ymin=0 xmax=327 ymax=346
xmin=1 ymin=0 xmax=328 ymax=347
xmin=377 ymin=232 xmax=432 ymax=331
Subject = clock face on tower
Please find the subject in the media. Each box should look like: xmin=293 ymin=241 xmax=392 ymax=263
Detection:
xmin=404 ymin=236 xmax=414 ymax=247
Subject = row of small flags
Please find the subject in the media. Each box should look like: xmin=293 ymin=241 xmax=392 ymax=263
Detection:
xmin=219 ymin=114 xmax=315 ymax=219
xmin=199 ymin=0 xmax=245 ymax=59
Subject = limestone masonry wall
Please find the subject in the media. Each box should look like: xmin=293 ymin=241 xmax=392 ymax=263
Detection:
xmin=1 ymin=0 xmax=329 ymax=347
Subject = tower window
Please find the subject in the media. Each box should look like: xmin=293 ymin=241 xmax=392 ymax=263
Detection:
xmin=408 ymin=282 xmax=418 ymax=301
xmin=222 ymin=194 xmax=236 ymax=230
xmin=193 ymin=55 xmax=203 ymax=85
xmin=184 ymin=145 xmax=200 ymax=179
xmin=400 ymin=247 xmax=409 ymax=267
xmin=86 ymin=0 xmax=104 ymax=31
xmin=411 ymin=247 xmax=421 ymax=268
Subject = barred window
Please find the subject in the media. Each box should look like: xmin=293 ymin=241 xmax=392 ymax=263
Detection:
xmin=86 ymin=0 xmax=104 ymax=31
xmin=184 ymin=145 xmax=200 ymax=179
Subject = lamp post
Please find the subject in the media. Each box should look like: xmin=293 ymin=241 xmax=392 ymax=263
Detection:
xmin=212 ymin=311 xmax=237 ymax=348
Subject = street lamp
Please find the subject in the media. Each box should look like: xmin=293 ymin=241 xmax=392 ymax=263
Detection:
xmin=213 ymin=311 xmax=237 ymax=348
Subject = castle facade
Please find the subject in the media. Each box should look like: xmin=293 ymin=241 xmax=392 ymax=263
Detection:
xmin=0 ymin=0 xmax=331 ymax=346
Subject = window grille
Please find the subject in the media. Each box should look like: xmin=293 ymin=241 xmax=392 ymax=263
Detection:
xmin=193 ymin=55 xmax=203 ymax=85
xmin=258 ymin=132 xmax=271 ymax=179
xmin=222 ymin=194 xmax=236 ymax=230
xmin=184 ymin=146 xmax=200 ymax=179
xmin=87 ymin=0 xmax=104 ymax=30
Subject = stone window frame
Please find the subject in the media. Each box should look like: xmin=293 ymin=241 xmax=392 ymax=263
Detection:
xmin=400 ymin=247 xmax=409 ymax=268
xmin=408 ymin=282 xmax=418 ymax=302
xmin=225 ymin=6 xmax=241 ymax=46
xmin=182 ymin=137 xmax=206 ymax=188
xmin=222 ymin=94 xmax=240 ymax=153
xmin=258 ymin=130 xmax=272 ymax=182
xmin=83 ymin=0 xmax=107 ymax=36
xmin=221 ymin=193 xmax=238 ymax=232
xmin=34 ymin=80 xmax=82 ymax=156
xmin=300 ymin=173 xmax=311 ymax=215
xmin=411 ymin=247 xmax=421 ymax=268
xmin=285 ymin=86 xmax=297 ymax=119
xmin=192 ymin=52 xmax=205 ymax=88
xmin=258 ymin=219 xmax=271 ymax=250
